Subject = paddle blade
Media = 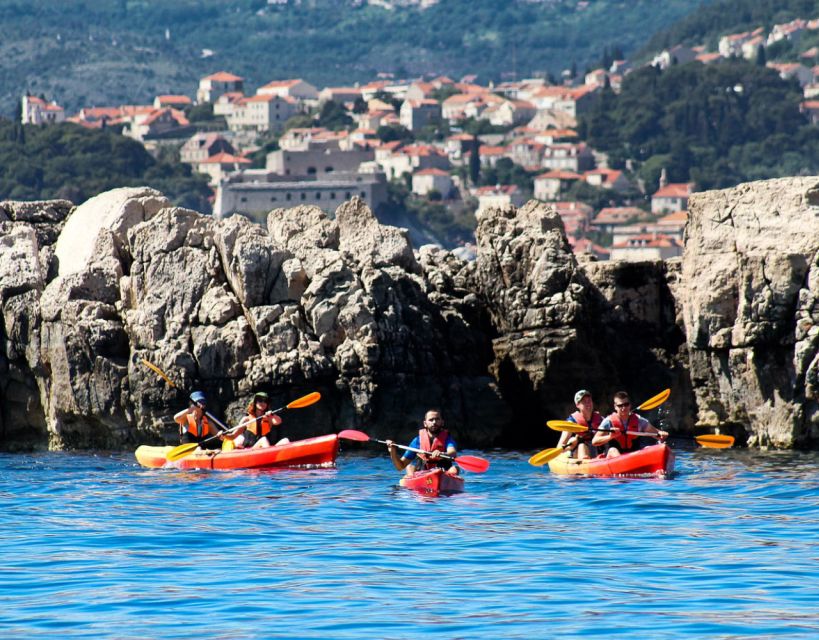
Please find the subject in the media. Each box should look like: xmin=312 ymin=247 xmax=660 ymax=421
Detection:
xmin=546 ymin=420 xmax=587 ymax=433
xmin=454 ymin=455 xmax=489 ymax=473
xmin=286 ymin=391 xmax=321 ymax=409
xmin=165 ymin=443 xmax=198 ymax=462
xmin=338 ymin=429 xmax=370 ymax=442
xmin=637 ymin=388 xmax=671 ymax=411
xmin=695 ymin=434 xmax=735 ymax=449
xmin=141 ymin=359 xmax=176 ymax=388
xmin=528 ymin=447 xmax=564 ymax=466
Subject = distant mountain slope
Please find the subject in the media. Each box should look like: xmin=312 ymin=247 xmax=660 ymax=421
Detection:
xmin=640 ymin=0 xmax=819 ymax=55
xmin=0 ymin=0 xmax=706 ymax=114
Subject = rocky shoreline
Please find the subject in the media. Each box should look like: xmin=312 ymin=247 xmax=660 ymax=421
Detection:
xmin=1 ymin=178 xmax=817 ymax=451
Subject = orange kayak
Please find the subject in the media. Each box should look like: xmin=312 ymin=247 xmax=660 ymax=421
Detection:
xmin=548 ymin=443 xmax=675 ymax=477
xmin=135 ymin=434 xmax=339 ymax=470
xmin=399 ymin=468 xmax=465 ymax=496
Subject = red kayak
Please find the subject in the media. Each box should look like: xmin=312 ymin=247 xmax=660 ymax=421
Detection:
xmin=135 ymin=434 xmax=339 ymax=470
xmin=400 ymin=468 xmax=465 ymax=496
xmin=547 ymin=443 xmax=675 ymax=478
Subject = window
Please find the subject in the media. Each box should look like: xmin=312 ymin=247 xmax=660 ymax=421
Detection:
xmin=286 ymin=193 xmax=292 ymax=201
xmin=330 ymin=192 xmax=336 ymax=199
xmin=345 ymin=191 xmax=351 ymax=199
xmin=316 ymin=193 xmax=321 ymax=200
xmin=307 ymin=167 xmax=317 ymax=175
xmin=271 ymin=196 xmax=277 ymax=202
xmin=301 ymin=193 xmax=306 ymax=200
xmin=240 ymin=197 xmax=247 ymax=203
xmin=325 ymin=166 xmax=334 ymax=173
xmin=360 ymin=192 xmax=366 ymax=199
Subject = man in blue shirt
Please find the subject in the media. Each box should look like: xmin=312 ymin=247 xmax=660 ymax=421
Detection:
xmin=386 ymin=409 xmax=459 ymax=476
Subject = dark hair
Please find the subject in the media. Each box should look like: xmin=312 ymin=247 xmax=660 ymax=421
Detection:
xmin=425 ymin=408 xmax=443 ymax=417
xmin=613 ymin=391 xmax=630 ymax=403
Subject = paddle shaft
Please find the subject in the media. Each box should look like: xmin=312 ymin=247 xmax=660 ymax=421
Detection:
xmin=375 ymin=438 xmax=456 ymax=462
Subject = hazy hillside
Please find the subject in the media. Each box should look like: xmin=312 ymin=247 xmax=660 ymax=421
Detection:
xmin=640 ymin=0 xmax=819 ymax=55
xmin=0 ymin=0 xmax=707 ymax=114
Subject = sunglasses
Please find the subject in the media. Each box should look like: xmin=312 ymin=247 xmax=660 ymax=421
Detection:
xmin=615 ymin=402 xmax=631 ymax=408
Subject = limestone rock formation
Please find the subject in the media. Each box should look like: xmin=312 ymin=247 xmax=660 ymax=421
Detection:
xmin=0 ymin=199 xmax=73 ymax=449
xmin=1 ymin=177 xmax=818 ymax=452
xmin=1 ymin=191 xmax=508 ymax=449
xmin=681 ymin=177 xmax=819 ymax=447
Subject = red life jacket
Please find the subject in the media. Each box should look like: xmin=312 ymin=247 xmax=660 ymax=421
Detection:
xmin=418 ymin=428 xmax=450 ymax=469
xmin=182 ymin=413 xmax=215 ymax=439
xmin=245 ymin=410 xmax=282 ymax=437
xmin=571 ymin=411 xmax=603 ymax=440
xmin=607 ymin=413 xmax=640 ymax=451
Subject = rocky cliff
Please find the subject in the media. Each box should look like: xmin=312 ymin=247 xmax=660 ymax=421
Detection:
xmin=681 ymin=177 xmax=819 ymax=447
xmin=1 ymin=177 xmax=817 ymax=451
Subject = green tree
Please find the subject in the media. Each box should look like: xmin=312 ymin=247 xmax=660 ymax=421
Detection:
xmin=317 ymin=100 xmax=353 ymax=130
xmin=469 ymin=136 xmax=481 ymax=186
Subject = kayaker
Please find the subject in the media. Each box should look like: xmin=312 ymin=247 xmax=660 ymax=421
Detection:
xmin=557 ymin=389 xmax=602 ymax=459
xmin=592 ymin=391 xmax=669 ymax=458
xmin=173 ymin=391 xmax=222 ymax=450
xmin=386 ymin=409 xmax=459 ymax=476
xmin=232 ymin=391 xmax=286 ymax=449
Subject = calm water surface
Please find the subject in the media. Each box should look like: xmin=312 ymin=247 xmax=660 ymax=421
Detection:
xmin=1 ymin=444 xmax=818 ymax=639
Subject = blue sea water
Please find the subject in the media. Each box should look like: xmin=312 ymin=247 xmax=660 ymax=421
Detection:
xmin=1 ymin=444 xmax=818 ymax=639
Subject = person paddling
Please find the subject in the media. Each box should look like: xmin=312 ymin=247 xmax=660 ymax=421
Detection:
xmin=386 ymin=409 xmax=459 ymax=476
xmin=232 ymin=391 xmax=286 ymax=449
xmin=557 ymin=389 xmax=602 ymax=459
xmin=592 ymin=391 xmax=668 ymax=458
xmin=173 ymin=391 xmax=223 ymax=451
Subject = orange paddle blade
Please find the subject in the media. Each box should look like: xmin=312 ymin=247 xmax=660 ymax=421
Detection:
xmin=141 ymin=359 xmax=176 ymax=388
xmin=286 ymin=392 xmax=321 ymax=409
xmin=695 ymin=434 xmax=735 ymax=448
xmin=546 ymin=420 xmax=588 ymax=433
xmin=637 ymin=388 xmax=671 ymax=411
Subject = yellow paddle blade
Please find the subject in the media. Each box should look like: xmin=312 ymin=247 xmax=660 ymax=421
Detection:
xmin=286 ymin=391 xmax=321 ymax=409
xmin=165 ymin=442 xmax=198 ymax=462
xmin=695 ymin=434 xmax=735 ymax=449
xmin=637 ymin=388 xmax=671 ymax=411
xmin=141 ymin=359 xmax=177 ymax=388
xmin=528 ymin=447 xmax=564 ymax=466
xmin=546 ymin=420 xmax=588 ymax=433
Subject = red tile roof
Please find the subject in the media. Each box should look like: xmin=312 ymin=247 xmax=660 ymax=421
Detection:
xmin=653 ymin=183 xmax=693 ymax=198
xmin=204 ymin=71 xmax=243 ymax=82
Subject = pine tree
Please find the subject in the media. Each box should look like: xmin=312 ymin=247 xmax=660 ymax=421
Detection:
xmin=469 ymin=136 xmax=481 ymax=186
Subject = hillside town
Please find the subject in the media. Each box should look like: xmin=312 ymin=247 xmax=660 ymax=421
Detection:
xmin=20 ymin=14 xmax=819 ymax=261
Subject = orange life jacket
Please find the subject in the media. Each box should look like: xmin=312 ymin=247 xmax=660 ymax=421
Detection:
xmin=418 ymin=428 xmax=450 ymax=469
xmin=245 ymin=411 xmax=281 ymax=437
xmin=607 ymin=413 xmax=640 ymax=451
xmin=571 ymin=411 xmax=603 ymax=440
xmin=182 ymin=413 xmax=215 ymax=439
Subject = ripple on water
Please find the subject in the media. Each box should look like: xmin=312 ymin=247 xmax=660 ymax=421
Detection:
xmin=1 ymin=448 xmax=819 ymax=638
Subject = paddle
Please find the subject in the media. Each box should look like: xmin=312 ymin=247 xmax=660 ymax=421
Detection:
xmin=545 ymin=421 xmax=735 ymax=449
xmin=338 ymin=429 xmax=490 ymax=473
xmin=142 ymin=357 xmax=234 ymax=434
xmin=528 ymin=446 xmax=568 ymax=467
xmin=165 ymin=392 xmax=322 ymax=462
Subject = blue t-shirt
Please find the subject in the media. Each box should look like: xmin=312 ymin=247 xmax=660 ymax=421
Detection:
xmin=402 ymin=434 xmax=457 ymax=461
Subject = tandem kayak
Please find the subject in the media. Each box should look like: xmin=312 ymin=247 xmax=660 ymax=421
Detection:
xmin=548 ymin=443 xmax=675 ymax=478
xmin=400 ymin=468 xmax=465 ymax=496
xmin=135 ymin=434 xmax=339 ymax=470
